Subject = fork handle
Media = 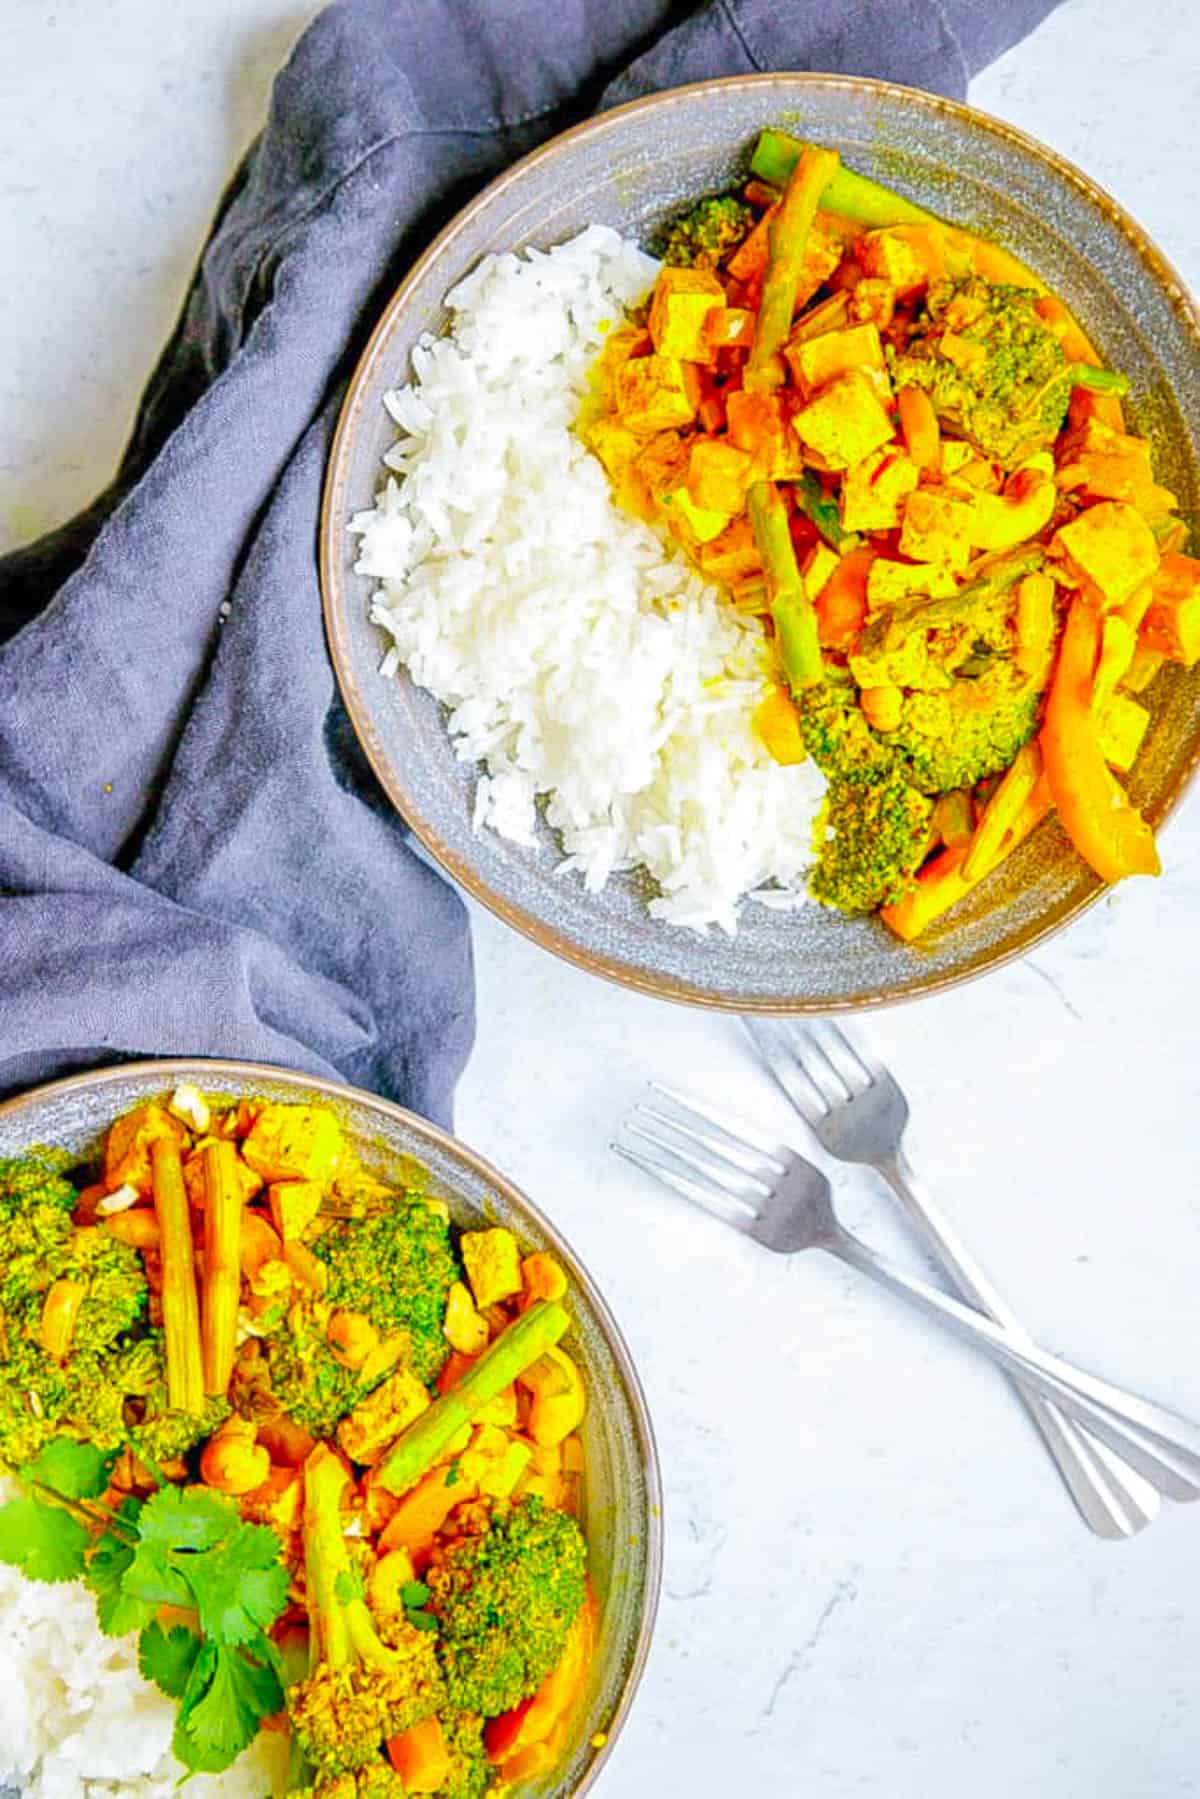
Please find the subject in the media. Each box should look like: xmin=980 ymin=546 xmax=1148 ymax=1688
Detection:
xmin=826 ymin=1226 xmax=1200 ymax=1491
xmin=878 ymin=1152 xmax=1170 ymax=1526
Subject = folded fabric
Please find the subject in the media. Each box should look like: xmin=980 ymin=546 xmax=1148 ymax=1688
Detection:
xmin=0 ymin=0 xmax=1061 ymax=1125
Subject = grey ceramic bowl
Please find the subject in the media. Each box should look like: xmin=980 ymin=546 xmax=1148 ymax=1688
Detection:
xmin=0 ymin=1061 xmax=661 ymax=1799
xmin=321 ymin=73 xmax=1200 ymax=1010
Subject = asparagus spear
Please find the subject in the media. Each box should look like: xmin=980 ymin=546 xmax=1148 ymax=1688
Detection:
xmin=150 ymin=1136 xmax=205 ymax=1416
xmin=751 ymin=128 xmax=937 ymax=228
xmin=201 ymin=1139 xmax=242 ymax=1398
xmin=796 ymin=470 xmax=862 ymax=554
xmin=745 ymin=143 xmax=839 ymax=392
xmin=377 ymin=1299 xmax=570 ymax=1497
xmin=747 ymin=481 xmax=823 ymax=691
xmin=1070 ymin=363 xmax=1129 ymax=397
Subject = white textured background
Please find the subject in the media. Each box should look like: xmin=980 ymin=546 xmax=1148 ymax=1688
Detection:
xmin=2 ymin=3 xmax=1199 ymax=1795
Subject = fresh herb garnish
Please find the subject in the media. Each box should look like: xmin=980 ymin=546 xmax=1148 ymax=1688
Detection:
xmin=0 ymin=1439 xmax=288 ymax=1775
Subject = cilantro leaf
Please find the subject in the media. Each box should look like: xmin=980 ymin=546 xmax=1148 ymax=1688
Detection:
xmin=135 ymin=1484 xmax=236 ymax=1554
xmin=0 ymin=1496 xmax=89 ymax=1584
xmin=86 ymin=1500 xmax=156 ymax=1638
xmin=173 ymin=1642 xmax=283 ymax=1775
xmin=190 ymin=1521 xmax=290 ymax=1647
xmin=139 ymin=1621 xmax=202 ymax=1699
xmin=407 ymin=1607 xmax=439 ymax=1632
xmin=401 ymin=1580 xmax=430 ymax=1607
xmin=23 ymin=1439 xmax=117 ymax=1501
xmin=121 ymin=1537 xmax=194 ymax=1612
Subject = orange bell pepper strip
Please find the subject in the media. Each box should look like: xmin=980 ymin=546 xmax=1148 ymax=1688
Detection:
xmin=881 ymin=777 xmax=1054 ymax=942
xmin=388 ymin=1715 xmax=452 ymax=1793
xmin=897 ymin=386 xmax=940 ymax=471
xmin=814 ymin=546 xmax=873 ymax=651
xmin=1040 ymin=595 xmax=1160 ymax=883
xmin=485 ymin=1585 xmax=599 ymax=1765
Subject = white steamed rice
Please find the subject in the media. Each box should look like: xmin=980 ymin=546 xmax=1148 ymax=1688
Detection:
xmin=352 ymin=225 xmax=826 ymax=935
xmin=0 ymin=1551 xmax=287 ymax=1799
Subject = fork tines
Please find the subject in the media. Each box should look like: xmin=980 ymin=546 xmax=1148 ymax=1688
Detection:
xmin=613 ymin=1082 xmax=788 ymax=1230
xmin=742 ymin=1017 xmax=879 ymax=1121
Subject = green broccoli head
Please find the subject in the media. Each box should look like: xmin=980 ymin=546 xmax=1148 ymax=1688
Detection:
xmin=289 ymin=1446 xmax=446 ymax=1778
xmin=265 ymin=1197 xmax=457 ymax=1437
xmin=428 ymin=1497 xmax=587 ymax=1718
xmin=809 ymin=766 xmax=933 ymax=914
xmin=892 ymin=277 xmax=1072 ymax=465
xmin=0 ymin=1155 xmax=152 ymax=1470
xmin=441 ymin=1713 xmax=491 ymax=1799
xmin=885 ymin=678 xmax=1043 ymax=793
xmin=660 ymin=193 xmax=754 ymax=269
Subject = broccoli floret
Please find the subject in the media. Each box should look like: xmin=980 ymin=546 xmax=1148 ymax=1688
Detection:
xmin=0 ymin=1155 xmax=152 ymax=1469
xmin=660 ymin=193 xmax=754 ymax=269
xmin=441 ymin=1713 xmax=491 ymax=1799
xmin=810 ymin=766 xmax=933 ymax=915
xmin=892 ymin=277 xmax=1072 ymax=465
xmin=288 ymin=1446 xmax=445 ymax=1778
xmin=265 ymin=1197 xmax=457 ymax=1436
xmin=128 ymin=1344 xmax=231 ymax=1465
xmin=886 ymin=678 xmax=1042 ymax=793
xmin=428 ymin=1497 xmax=587 ymax=1718
xmin=293 ymin=1765 xmax=407 ymax=1799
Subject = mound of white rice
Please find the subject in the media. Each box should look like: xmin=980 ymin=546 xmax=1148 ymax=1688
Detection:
xmin=353 ymin=225 xmax=826 ymax=934
xmin=0 ymin=1558 xmax=287 ymax=1799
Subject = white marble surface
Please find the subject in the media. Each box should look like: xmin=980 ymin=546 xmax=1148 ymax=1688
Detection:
xmin=3 ymin=2 xmax=1200 ymax=1794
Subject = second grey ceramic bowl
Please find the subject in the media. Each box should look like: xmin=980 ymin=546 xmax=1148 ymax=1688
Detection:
xmin=0 ymin=1062 xmax=661 ymax=1799
xmin=322 ymin=74 xmax=1200 ymax=1010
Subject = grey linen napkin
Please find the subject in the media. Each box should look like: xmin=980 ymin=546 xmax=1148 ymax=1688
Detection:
xmin=0 ymin=0 xmax=1060 ymax=1126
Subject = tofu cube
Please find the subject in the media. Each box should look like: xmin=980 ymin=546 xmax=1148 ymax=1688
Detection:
xmin=839 ymin=447 xmax=920 ymax=533
xmin=687 ymin=438 xmax=753 ymax=513
xmin=614 ymin=353 xmax=700 ymax=434
xmin=663 ymin=485 xmax=731 ymax=543
xmin=859 ymin=225 xmax=946 ymax=296
xmin=1052 ymin=500 xmax=1160 ymax=606
xmin=866 ymin=558 xmax=960 ymax=611
xmin=242 ymin=1104 xmax=345 ymax=1185
xmin=699 ymin=517 xmax=762 ymax=588
xmin=898 ymin=487 xmax=978 ymax=572
xmin=787 ymin=323 xmax=887 ymax=397
xmin=793 ymin=370 xmax=896 ymax=470
xmin=1139 ymin=553 xmax=1200 ymax=665
xmin=267 ymin=1180 xmax=324 ymax=1241
xmin=648 ymin=265 xmax=726 ymax=362
xmin=461 ymin=1227 xmax=523 ymax=1309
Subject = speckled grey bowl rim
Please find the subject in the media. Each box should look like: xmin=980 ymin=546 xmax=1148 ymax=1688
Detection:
xmin=0 ymin=1059 xmax=663 ymax=1799
xmin=321 ymin=71 xmax=1200 ymax=1013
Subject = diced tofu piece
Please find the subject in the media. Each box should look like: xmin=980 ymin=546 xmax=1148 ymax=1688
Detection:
xmin=443 ymin=1280 xmax=489 ymax=1356
xmin=266 ymin=1179 xmax=324 ymax=1241
xmin=517 ymin=1346 xmax=587 ymax=1449
xmin=520 ymin=1253 xmax=568 ymax=1304
xmin=1123 ymin=645 xmax=1165 ymax=693
xmin=939 ymin=441 xmax=976 ymax=477
xmin=866 ymin=558 xmax=959 ymax=611
xmin=859 ymin=225 xmax=946 ymax=296
xmin=793 ymin=371 xmax=896 ymax=471
xmin=849 ymin=278 xmax=896 ymax=329
xmin=699 ymin=517 xmax=762 ymax=588
xmin=461 ymin=1425 xmax=534 ymax=1500
xmin=182 ymin=1140 xmax=263 ymax=1210
xmin=104 ymin=1104 xmax=190 ymax=1197
xmin=687 ymin=438 xmax=753 ymax=513
xmin=1057 ymin=432 xmax=1177 ymax=519
xmin=801 ymin=542 xmax=840 ymax=601
xmin=590 ymin=321 xmax=652 ymax=410
xmin=786 ymin=322 xmax=888 ymax=397
xmin=898 ymin=487 xmax=978 ymax=572
xmin=613 ymin=353 xmax=700 ymax=434
xmin=1099 ymin=693 xmax=1151 ymax=772
xmin=583 ymin=416 xmax=640 ymax=484
xmin=724 ymin=391 xmax=802 ymax=477
xmin=336 ymin=1365 xmax=430 ymax=1466
xmin=241 ymin=1104 xmax=345 ymax=1185
xmin=663 ymin=487 xmax=730 ymax=543
xmin=1051 ymin=500 xmax=1161 ymax=607
xmin=631 ymin=430 xmax=688 ymax=506
xmin=460 ymin=1227 xmax=523 ymax=1309
xmin=1139 ymin=553 xmax=1200 ymax=665
xmin=839 ymin=447 xmax=920 ymax=533
xmin=648 ymin=265 xmax=726 ymax=362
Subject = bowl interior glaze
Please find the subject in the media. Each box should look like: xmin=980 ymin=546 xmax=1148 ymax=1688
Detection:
xmin=322 ymin=74 xmax=1200 ymax=1010
xmin=0 ymin=1062 xmax=662 ymax=1799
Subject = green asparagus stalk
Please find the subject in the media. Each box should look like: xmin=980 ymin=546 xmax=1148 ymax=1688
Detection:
xmin=751 ymin=128 xmax=937 ymax=228
xmin=1069 ymin=363 xmax=1129 ymax=397
xmin=377 ymin=1299 xmax=570 ymax=1496
xmin=745 ymin=143 xmax=839 ymax=391
xmin=748 ymin=481 xmax=823 ymax=691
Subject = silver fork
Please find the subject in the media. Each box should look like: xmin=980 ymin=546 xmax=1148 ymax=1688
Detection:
xmin=614 ymin=1083 xmax=1200 ymax=1496
xmin=743 ymin=1018 xmax=1177 ymax=1538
